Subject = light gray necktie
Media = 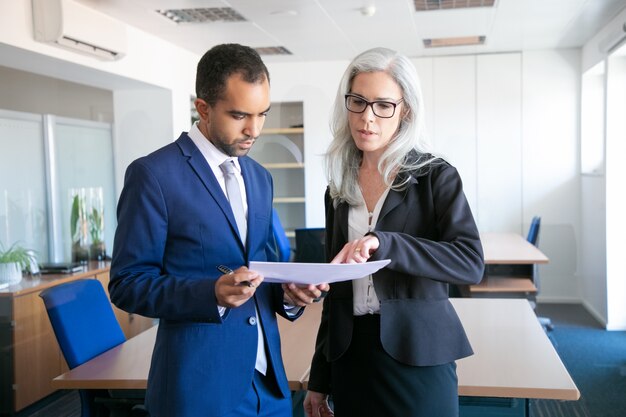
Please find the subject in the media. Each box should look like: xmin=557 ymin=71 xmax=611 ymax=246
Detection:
xmin=220 ymin=160 xmax=247 ymax=245
xmin=220 ymin=160 xmax=267 ymax=374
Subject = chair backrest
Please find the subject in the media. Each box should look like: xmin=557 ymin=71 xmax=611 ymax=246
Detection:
xmin=294 ymin=228 xmax=326 ymax=263
xmin=527 ymin=216 xmax=541 ymax=247
xmin=40 ymin=279 xmax=126 ymax=369
xmin=271 ymin=209 xmax=292 ymax=262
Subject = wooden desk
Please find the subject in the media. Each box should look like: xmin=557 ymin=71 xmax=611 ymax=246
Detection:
xmin=453 ymin=298 xmax=578 ymax=400
xmin=52 ymin=325 xmax=155 ymax=390
xmin=468 ymin=276 xmax=537 ymax=295
xmin=481 ymin=232 xmax=549 ymax=265
xmin=52 ymin=300 xmax=578 ymax=403
xmin=473 ymin=233 xmax=548 ymax=297
xmin=52 ymin=303 xmax=323 ymax=391
xmin=277 ymin=303 xmax=322 ymax=390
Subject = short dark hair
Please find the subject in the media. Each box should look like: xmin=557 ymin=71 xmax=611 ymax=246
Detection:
xmin=195 ymin=43 xmax=270 ymax=106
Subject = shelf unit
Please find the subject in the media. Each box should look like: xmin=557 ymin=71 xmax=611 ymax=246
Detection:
xmin=248 ymin=102 xmax=305 ymax=245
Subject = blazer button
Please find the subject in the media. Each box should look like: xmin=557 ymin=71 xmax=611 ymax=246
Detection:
xmin=248 ymin=316 xmax=257 ymax=326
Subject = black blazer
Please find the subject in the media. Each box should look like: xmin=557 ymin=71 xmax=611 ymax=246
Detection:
xmin=308 ymin=157 xmax=484 ymax=394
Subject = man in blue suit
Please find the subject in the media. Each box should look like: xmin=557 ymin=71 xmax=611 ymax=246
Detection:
xmin=110 ymin=43 xmax=328 ymax=417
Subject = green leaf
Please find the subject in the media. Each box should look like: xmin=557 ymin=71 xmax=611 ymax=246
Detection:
xmin=0 ymin=241 xmax=37 ymax=271
xmin=70 ymin=194 xmax=80 ymax=239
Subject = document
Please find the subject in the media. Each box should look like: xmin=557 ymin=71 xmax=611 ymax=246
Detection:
xmin=249 ymin=259 xmax=391 ymax=285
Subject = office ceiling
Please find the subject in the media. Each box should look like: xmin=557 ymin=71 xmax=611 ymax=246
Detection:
xmin=75 ymin=0 xmax=626 ymax=62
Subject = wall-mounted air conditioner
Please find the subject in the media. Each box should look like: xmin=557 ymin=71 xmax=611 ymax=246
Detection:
xmin=32 ymin=0 xmax=127 ymax=60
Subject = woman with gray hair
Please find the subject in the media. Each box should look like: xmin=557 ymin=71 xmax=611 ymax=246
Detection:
xmin=304 ymin=47 xmax=484 ymax=417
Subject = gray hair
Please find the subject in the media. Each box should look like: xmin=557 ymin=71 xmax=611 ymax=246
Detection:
xmin=325 ymin=47 xmax=435 ymax=205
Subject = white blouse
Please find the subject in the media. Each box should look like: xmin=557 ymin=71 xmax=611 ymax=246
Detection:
xmin=350 ymin=186 xmax=390 ymax=316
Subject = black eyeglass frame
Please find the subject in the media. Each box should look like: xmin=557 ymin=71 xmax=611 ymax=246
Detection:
xmin=344 ymin=94 xmax=404 ymax=119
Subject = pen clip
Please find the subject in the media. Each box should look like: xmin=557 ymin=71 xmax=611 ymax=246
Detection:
xmin=217 ymin=265 xmax=253 ymax=287
xmin=217 ymin=265 xmax=234 ymax=275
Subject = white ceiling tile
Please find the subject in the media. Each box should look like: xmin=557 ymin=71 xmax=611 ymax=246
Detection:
xmin=72 ymin=0 xmax=626 ymax=61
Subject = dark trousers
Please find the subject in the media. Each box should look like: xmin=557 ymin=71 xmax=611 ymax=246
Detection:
xmin=330 ymin=314 xmax=459 ymax=417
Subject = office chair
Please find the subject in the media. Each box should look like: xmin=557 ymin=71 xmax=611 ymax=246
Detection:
xmin=294 ymin=228 xmax=326 ymax=263
xmin=40 ymin=279 xmax=145 ymax=417
xmin=527 ymin=216 xmax=541 ymax=246
xmin=272 ymin=208 xmax=292 ymax=262
xmin=526 ymin=217 xmax=553 ymax=331
xmin=484 ymin=217 xmax=542 ymax=279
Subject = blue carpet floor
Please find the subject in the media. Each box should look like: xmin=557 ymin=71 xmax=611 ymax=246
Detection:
xmin=531 ymin=303 xmax=626 ymax=417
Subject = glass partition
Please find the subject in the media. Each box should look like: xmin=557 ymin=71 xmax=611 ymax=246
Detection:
xmin=0 ymin=110 xmax=115 ymax=264
xmin=52 ymin=116 xmax=116 ymax=262
xmin=0 ymin=110 xmax=49 ymax=262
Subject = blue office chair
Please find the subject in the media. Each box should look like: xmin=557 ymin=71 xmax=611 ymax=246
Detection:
xmin=527 ymin=216 xmax=541 ymax=246
xmin=40 ymin=279 xmax=144 ymax=417
xmin=525 ymin=216 xmax=553 ymax=331
xmin=272 ymin=208 xmax=292 ymax=262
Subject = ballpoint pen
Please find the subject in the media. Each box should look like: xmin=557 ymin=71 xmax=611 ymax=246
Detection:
xmin=216 ymin=265 xmax=253 ymax=287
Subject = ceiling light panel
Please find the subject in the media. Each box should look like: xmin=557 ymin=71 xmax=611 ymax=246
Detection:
xmin=254 ymin=46 xmax=292 ymax=55
xmin=414 ymin=0 xmax=496 ymax=11
xmin=156 ymin=8 xmax=247 ymax=23
xmin=423 ymin=35 xmax=486 ymax=48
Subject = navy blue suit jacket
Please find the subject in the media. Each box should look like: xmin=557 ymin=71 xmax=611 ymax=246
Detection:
xmin=110 ymin=133 xmax=295 ymax=417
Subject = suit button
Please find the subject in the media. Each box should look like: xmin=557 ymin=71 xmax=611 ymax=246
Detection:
xmin=248 ymin=316 xmax=257 ymax=326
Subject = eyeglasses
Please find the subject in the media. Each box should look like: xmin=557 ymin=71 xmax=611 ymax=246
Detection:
xmin=344 ymin=94 xmax=404 ymax=118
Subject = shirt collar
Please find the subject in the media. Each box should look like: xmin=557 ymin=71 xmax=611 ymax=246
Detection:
xmin=188 ymin=122 xmax=241 ymax=173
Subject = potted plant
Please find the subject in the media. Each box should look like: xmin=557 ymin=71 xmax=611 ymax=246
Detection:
xmin=0 ymin=242 xmax=37 ymax=286
xmin=88 ymin=205 xmax=106 ymax=261
xmin=70 ymin=191 xmax=89 ymax=264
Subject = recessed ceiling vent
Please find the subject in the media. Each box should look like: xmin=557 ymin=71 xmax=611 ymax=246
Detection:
xmin=254 ymin=46 xmax=293 ymax=55
xmin=156 ymin=8 xmax=246 ymax=23
xmin=414 ymin=0 xmax=496 ymax=11
xmin=423 ymin=35 xmax=486 ymax=48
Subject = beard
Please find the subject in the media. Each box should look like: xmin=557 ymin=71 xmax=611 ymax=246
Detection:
xmin=212 ymin=137 xmax=255 ymax=157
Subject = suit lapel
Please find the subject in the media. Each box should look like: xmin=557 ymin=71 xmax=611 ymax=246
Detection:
xmin=377 ymin=173 xmax=418 ymax=225
xmin=334 ymin=201 xmax=349 ymax=247
xmin=240 ymin=158 xmax=256 ymax=251
xmin=176 ymin=134 xmax=245 ymax=252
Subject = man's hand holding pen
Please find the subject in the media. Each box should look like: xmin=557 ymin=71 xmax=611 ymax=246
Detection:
xmin=215 ymin=265 xmax=329 ymax=308
xmin=215 ymin=266 xmax=263 ymax=308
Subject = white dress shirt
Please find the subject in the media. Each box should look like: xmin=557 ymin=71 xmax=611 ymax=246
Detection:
xmin=350 ymin=186 xmax=390 ymax=316
xmin=188 ymin=124 xmax=267 ymax=375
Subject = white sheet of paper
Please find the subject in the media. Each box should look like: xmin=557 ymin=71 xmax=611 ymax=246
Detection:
xmin=249 ymin=259 xmax=391 ymax=285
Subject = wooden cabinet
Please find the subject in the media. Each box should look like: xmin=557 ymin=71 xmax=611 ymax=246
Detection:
xmin=249 ymin=102 xmax=305 ymax=248
xmin=11 ymin=285 xmax=63 ymax=411
xmin=0 ymin=264 xmax=153 ymax=415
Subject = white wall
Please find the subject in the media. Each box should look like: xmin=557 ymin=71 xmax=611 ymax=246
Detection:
xmin=580 ymin=176 xmax=607 ymax=323
xmin=580 ymin=8 xmax=626 ymax=329
xmin=476 ymin=54 xmax=523 ymax=233
xmin=522 ymin=50 xmax=581 ymax=303
xmin=605 ymin=54 xmax=626 ymax=330
xmin=112 ymin=89 xmax=174 ymax=196
xmin=0 ymin=66 xmax=113 ymax=122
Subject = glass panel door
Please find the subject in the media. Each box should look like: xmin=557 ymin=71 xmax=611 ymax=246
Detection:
xmin=52 ymin=116 xmax=116 ymax=262
xmin=0 ymin=110 xmax=48 ymax=262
